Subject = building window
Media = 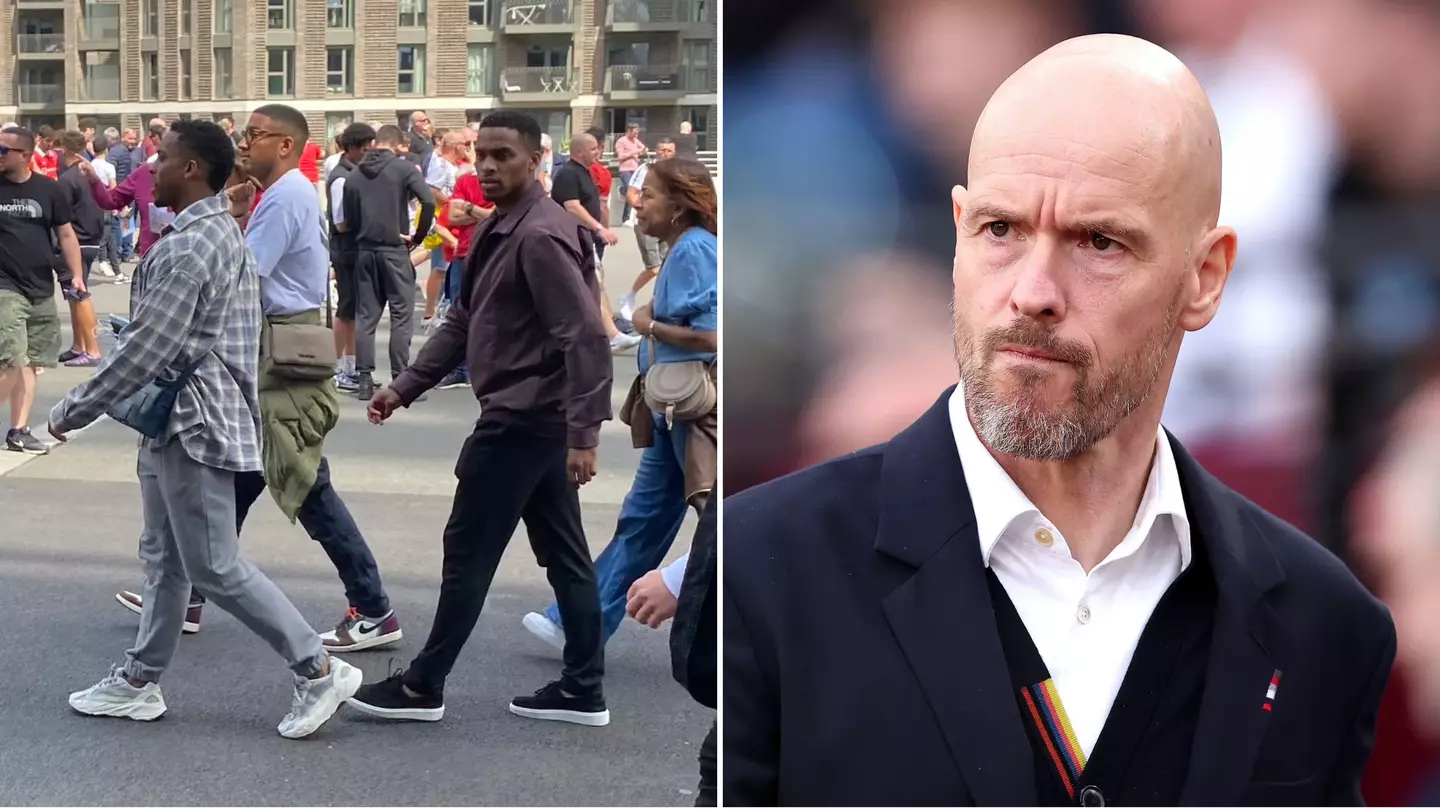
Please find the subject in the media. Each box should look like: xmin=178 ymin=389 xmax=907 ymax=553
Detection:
xmin=398 ymin=0 xmax=427 ymax=28
xmin=468 ymin=0 xmax=494 ymax=26
xmin=327 ymin=0 xmax=353 ymax=28
xmin=466 ymin=44 xmax=494 ymax=95
xmin=143 ymin=0 xmax=159 ymax=36
xmin=527 ymin=44 xmax=569 ymax=68
xmin=327 ymin=47 xmax=354 ymax=96
xmin=325 ymin=113 xmax=351 ymax=147
xmin=179 ymin=50 xmax=192 ymax=99
xmin=397 ymin=46 xmax=425 ymax=95
xmin=81 ymin=51 xmax=121 ymax=102
xmin=684 ymin=107 xmax=709 ymax=150
xmin=141 ymin=52 xmax=159 ymax=100
xmin=214 ymin=0 xmax=233 ymax=34
xmin=683 ymin=41 xmax=710 ymax=91
xmin=180 ymin=0 xmax=191 ymax=35
xmin=213 ymin=48 xmax=233 ymax=99
xmin=267 ymin=47 xmax=295 ymax=96
xmin=82 ymin=2 xmax=121 ymax=40
xmin=268 ymin=0 xmax=292 ymax=30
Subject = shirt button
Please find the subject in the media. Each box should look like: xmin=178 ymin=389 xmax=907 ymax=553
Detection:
xmin=1034 ymin=527 xmax=1055 ymax=547
xmin=1076 ymin=604 xmax=1092 ymax=624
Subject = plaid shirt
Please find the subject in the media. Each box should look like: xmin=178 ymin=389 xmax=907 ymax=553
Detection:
xmin=51 ymin=193 xmax=263 ymax=472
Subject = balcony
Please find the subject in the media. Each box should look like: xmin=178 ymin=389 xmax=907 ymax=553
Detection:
xmin=81 ymin=12 xmax=122 ymax=41
xmin=17 ymin=83 xmax=64 ymax=107
xmin=16 ymin=0 xmax=67 ymax=9
xmin=606 ymin=0 xmax=705 ymax=31
xmin=500 ymin=0 xmax=571 ymax=32
xmin=603 ymin=64 xmax=688 ymax=101
xmin=16 ymin=33 xmax=65 ymax=57
xmin=499 ymin=66 xmax=574 ymax=103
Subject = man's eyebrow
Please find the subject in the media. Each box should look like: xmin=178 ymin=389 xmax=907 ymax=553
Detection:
xmin=961 ymin=201 xmax=1024 ymax=228
xmin=1069 ymin=216 xmax=1150 ymax=248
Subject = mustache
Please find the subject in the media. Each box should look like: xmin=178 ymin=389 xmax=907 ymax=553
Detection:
xmin=982 ymin=319 xmax=1092 ymax=368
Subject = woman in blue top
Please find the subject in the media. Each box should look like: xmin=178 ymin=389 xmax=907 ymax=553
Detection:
xmin=526 ymin=158 xmax=718 ymax=650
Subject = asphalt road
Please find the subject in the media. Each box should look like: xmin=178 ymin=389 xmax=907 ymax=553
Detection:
xmin=0 ymin=235 xmax=708 ymax=806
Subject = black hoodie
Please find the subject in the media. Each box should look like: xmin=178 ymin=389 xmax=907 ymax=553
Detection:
xmin=340 ymin=148 xmax=434 ymax=249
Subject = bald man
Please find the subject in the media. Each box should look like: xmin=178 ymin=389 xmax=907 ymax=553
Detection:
xmin=723 ymin=35 xmax=1395 ymax=807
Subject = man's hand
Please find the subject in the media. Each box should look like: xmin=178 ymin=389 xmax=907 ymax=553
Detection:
xmin=72 ymin=274 xmax=87 ymax=295
xmin=626 ymin=569 xmax=678 ymax=629
xmin=596 ymin=227 xmax=619 ymax=247
xmin=75 ymin=160 xmax=96 ymax=180
xmin=47 ymin=422 xmax=68 ymax=443
xmin=567 ymin=447 xmax=598 ymax=486
xmin=367 ymin=388 xmax=404 ymax=425
xmin=225 ymin=180 xmax=257 ymax=217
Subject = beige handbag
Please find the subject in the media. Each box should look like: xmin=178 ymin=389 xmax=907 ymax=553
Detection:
xmin=643 ymin=337 xmax=716 ymax=429
xmin=262 ymin=320 xmax=337 ymax=381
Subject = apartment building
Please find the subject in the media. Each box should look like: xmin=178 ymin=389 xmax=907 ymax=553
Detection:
xmin=0 ymin=0 xmax=717 ymax=150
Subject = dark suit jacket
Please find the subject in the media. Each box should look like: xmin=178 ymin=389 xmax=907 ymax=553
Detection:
xmin=724 ymin=389 xmax=1396 ymax=806
xmin=671 ymin=493 xmax=716 ymax=709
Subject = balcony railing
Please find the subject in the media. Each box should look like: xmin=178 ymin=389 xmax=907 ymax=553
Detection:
xmin=17 ymin=83 xmax=63 ymax=104
xmin=500 ymin=66 xmax=573 ymax=95
xmin=16 ymin=33 xmax=64 ymax=53
xmin=605 ymin=64 xmax=684 ymax=93
xmin=501 ymin=0 xmax=570 ymax=27
xmin=607 ymin=0 xmax=704 ymax=25
xmin=82 ymin=14 xmax=122 ymax=40
xmin=79 ymin=78 xmax=121 ymax=102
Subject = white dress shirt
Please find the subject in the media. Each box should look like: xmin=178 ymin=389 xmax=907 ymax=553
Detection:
xmin=949 ymin=386 xmax=1192 ymax=760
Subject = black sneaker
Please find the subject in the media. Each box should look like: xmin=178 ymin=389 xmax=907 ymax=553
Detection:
xmin=5 ymin=427 xmax=48 ymax=455
xmin=346 ymin=670 xmax=444 ymax=721
xmin=436 ymin=369 xmax=469 ymax=390
xmin=354 ymin=373 xmax=374 ymax=402
xmin=508 ymin=680 xmax=610 ymax=727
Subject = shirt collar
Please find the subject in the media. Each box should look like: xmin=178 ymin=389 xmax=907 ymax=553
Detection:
xmin=948 ymin=385 xmax=1191 ymax=570
xmin=168 ymin=192 xmax=226 ymax=235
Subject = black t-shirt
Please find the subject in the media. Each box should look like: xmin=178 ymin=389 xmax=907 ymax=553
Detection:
xmin=0 ymin=173 xmax=73 ymax=301
xmin=551 ymin=159 xmax=601 ymax=226
xmin=57 ymin=162 xmax=105 ymax=247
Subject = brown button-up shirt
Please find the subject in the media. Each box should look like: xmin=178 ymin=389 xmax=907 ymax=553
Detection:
xmin=390 ymin=180 xmax=613 ymax=447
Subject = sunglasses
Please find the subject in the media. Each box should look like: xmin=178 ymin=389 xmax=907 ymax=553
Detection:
xmin=0 ymin=145 xmax=28 ymax=157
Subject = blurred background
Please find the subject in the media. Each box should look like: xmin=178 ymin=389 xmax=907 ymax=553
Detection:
xmin=723 ymin=0 xmax=1440 ymax=803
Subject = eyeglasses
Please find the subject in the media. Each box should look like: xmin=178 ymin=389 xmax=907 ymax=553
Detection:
xmin=242 ymin=129 xmax=284 ymax=144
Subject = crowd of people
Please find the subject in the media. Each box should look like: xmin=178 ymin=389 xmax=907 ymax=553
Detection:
xmin=0 ymin=104 xmax=717 ymax=800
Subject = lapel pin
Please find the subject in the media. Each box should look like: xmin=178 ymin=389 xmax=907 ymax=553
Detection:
xmin=1263 ymin=669 xmax=1282 ymax=712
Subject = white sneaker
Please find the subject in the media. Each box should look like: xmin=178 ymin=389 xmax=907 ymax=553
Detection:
xmin=610 ymin=333 xmax=642 ymax=353
xmin=619 ymin=293 xmax=637 ymax=321
xmin=276 ymin=656 xmax=362 ymax=739
xmin=69 ymin=665 xmax=167 ymax=721
xmin=522 ymin=612 xmax=566 ymax=652
xmin=94 ymin=260 xmax=116 ymax=278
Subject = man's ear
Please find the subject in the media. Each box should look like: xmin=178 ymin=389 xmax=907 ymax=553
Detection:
xmin=1177 ymin=225 xmax=1239 ymax=333
xmin=952 ymin=185 xmax=968 ymax=226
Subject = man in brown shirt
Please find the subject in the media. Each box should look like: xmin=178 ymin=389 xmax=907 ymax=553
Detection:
xmin=351 ymin=110 xmax=614 ymax=727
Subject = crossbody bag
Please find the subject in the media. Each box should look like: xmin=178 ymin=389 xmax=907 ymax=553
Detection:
xmin=643 ymin=337 xmax=717 ymax=429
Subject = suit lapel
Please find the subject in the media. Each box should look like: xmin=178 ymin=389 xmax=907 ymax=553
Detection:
xmin=1170 ymin=436 xmax=1288 ymax=805
xmin=876 ymin=389 xmax=1036 ymax=807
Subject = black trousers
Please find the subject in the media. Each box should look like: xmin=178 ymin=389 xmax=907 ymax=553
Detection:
xmin=354 ymin=245 xmax=415 ymax=377
xmin=187 ymin=457 xmax=391 ymax=617
xmin=405 ymin=425 xmax=604 ymax=697
xmin=696 ymin=720 xmax=717 ymax=806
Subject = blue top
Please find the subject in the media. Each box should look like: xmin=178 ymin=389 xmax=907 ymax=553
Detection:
xmin=245 ymin=168 xmax=330 ymax=316
xmin=639 ymin=226 xmax=717 ymax=373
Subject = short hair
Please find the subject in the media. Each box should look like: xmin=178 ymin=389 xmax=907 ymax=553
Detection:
xmin=37 ymin=124 xmax=54 ymax=139
xmin=3 ymin=127 xmax=36 ymax=152
xmin=57 ymin=130 xmax=87 ymax=154
xmin=375 ymin=125 xmax=405 ymax=147
xmin=103 ymin=126 xmax=120 ymax=139
xmin=148 ymin=121 xmax=166 ymax=137
xmin=219 ymin=116 xmax=234 ymax=126
xmin=252 ymin=103 xmax=310 ymax=142
xmin=586 ymin=125 xmax=607 ymax=143
xmin=93 ymin=133 xmax=110 ymax=154
xmin=657 ymin=137 xmax=675 ymax=147
xmin=122 ymin=128 xmax=137 ymax=138
xmin=78 ymin=117 xmax=97 ymax=131
xmin=169 ymin=119 xmax=236 ymax=193
xmin=339 ymin=122 xmax=376 ymax=151
xmin=478 ymin=111 xmax=543 ymax=153
xmin=409 ymin=110 xmax=429 ymax=126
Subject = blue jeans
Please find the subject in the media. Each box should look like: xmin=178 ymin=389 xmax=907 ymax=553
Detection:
xmin=544 ymin=414 xmax=689 ymax=639
xmin=619 ymin=170 xmax=635 ymax=222
xmin=443 ymin=254 xmax=468 ymax=379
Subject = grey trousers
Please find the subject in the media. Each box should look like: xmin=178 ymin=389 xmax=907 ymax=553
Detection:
xmin=124 ymin=440 xmax=326 ymax=683
xmin=353 ymin=246 xmax=415 ymax=377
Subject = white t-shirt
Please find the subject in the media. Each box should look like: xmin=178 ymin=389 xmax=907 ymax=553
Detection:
xmin=90 ymin=156 xmax=116 ymax=187
xmin=323 ymin=153 xmax=342 ymax=183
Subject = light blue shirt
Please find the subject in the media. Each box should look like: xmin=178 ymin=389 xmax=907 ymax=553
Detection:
xmin=639 ymin=226 xmax=718 ymax=373
xmin=246 ymin=168 xmax=330 ymax=316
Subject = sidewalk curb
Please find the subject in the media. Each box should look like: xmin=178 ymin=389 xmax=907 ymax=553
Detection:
xmin=0 ymin=415 xmax=110 ymax=479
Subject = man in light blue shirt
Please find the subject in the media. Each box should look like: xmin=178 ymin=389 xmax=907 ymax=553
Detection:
xmin=113 ymin=105 xmax=405 ymax=655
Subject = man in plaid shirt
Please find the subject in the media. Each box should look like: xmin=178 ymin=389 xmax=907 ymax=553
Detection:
xmin=48 ymin=120 xmax=362 ymax=739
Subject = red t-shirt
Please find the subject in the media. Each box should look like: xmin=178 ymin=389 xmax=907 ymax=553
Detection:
xmin=588 ymin=161 xmax=613 ymax=197
xmin=31 ymin=150 xmax=58 ymax=180
xmin=299 ymin=142 xmax=322 ymax=183
xmin=446 ymin=172 xmax=493 ymax=262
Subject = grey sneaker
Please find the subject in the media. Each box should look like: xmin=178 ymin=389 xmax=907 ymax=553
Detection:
xmin=277 ymin=656 xmax=362 ymax=739
xmin=69 ymin=665 xmax=167 ymax=721
xmin=5 ymin=427 xmax=47 ymax=455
